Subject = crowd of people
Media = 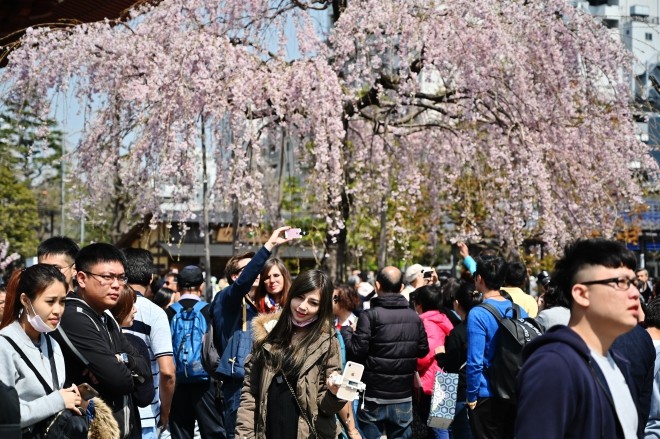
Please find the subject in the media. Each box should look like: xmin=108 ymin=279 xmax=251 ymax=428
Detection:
xmin=0 ymin=230 xmax=655 ymax=439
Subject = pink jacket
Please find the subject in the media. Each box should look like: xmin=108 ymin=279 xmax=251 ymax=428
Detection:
xmin=417 ymin=310 xmax=454 ymax=394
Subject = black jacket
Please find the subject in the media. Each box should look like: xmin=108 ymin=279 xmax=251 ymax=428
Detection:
xmin=516 ymin=325 xmax=637 ymax=439
xmin=341 ymin=293 xmax=429 ymax=401
xmin=436 ymin=320 xmax=467 ymax=401
xmin=611 ymin=324 xmax=655 ymax=438
xmin=51 ymin=297 xmax=150 ymax=438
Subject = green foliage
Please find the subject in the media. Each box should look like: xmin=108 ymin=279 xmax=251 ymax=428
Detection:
xmin=0 ymin=98 xmax=64 ymax=254
xmin=0 ymin=99 xmax=63 ymax=186
xmin=0 ymin=166 xmax=39 ymax=256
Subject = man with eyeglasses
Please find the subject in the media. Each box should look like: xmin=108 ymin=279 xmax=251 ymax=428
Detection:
xmin=37 ymin=236 xmax=79 ymax=294
xmin=516 ymin=238 xmax=641 ymax=439
xmin=52 ymin=242 xmax=150 ymax=438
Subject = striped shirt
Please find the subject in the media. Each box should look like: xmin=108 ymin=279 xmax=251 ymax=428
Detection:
xmin=124 ymin=293 xmax=174 ymax=428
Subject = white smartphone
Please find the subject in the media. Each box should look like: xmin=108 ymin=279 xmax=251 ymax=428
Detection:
xmin=336 ymin=361 xmax=364 ymax=401
xmin=285 ymin=228 xmax=303 ymax=239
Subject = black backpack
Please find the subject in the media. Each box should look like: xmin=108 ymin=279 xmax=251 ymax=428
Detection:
xmin=479 ymin=302 xmax=544 ymax=401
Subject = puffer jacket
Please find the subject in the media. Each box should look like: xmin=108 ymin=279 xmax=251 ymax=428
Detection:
xmin=417 ymin=310 xmax=454 ymax=394
xmin=341 ymin=293 xmax=429 ymax=401
xmin=235 ymin=313 xmax=345 ymax=439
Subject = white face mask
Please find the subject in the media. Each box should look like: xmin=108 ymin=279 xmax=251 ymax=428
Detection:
xmin=25 ymin=300 xmax=58 ymax=333
xmin=291 ymin=315 xmax=318 ymax=328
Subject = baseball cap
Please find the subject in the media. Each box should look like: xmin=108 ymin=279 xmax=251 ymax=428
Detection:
xmin=177 ymin=265 xmax=204 ymax=289
xmin=404 ymin=264 xmax=424 ymax=284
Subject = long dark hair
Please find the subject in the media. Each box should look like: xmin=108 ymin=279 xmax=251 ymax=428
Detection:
xmin=253 ymin=269 xmax=334 ymax=378
xmin=254 ymin=258 xmax=292 ymax=313
xmin=0 ymin=264 xmax=67 ymax=329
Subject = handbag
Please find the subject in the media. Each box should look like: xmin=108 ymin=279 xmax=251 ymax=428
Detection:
xmin=217 ymin=298 xmax=254 ymax=379
xmin=427 ymin=370 xmax=459 ymax=430
xmin=0 ymin=335 xmax=88 ymax=439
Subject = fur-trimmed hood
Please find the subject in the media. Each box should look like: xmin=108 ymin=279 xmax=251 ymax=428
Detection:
xmin=88 ymin=397 xmax=120 ymax=439
xmin=250 ymin=312 xmax=281 ymax=343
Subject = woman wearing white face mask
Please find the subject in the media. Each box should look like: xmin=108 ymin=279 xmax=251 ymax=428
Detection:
xmin=0 ymin=264 xmax=83 ymax=435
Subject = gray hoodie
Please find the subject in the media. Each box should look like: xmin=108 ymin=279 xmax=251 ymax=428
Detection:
xmin=0 ymin=321 xmax=66 ymax=428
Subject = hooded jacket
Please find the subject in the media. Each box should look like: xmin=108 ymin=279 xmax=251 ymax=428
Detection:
xmin=515 ymin=325 xmax=637 ymax=439
xmin=235 ymin=313 xmax=345 ymax=439
xmin=417 ymin=310 xmax=454 ymax=394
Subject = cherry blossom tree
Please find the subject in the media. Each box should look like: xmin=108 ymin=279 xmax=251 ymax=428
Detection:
xmin=1 ymin=0 xmax=656 ymax=277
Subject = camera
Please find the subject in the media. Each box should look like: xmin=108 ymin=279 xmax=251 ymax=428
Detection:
xmin=422 ymin=267 xmax=433 ymax=279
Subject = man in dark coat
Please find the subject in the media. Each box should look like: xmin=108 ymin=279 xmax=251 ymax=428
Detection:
xmin=341 ymin=266 xmax=429 ymax=439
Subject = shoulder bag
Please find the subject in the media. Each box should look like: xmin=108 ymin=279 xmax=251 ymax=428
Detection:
xmin=0 ymin=334 xmax=88 ymax=439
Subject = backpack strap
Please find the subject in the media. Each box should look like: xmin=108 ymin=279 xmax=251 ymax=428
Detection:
xmin=169 ymin=302 xmax=183 ymax=314
xmin=0 ymin=335 xmax=55 ymax=394
xmin=479 ymin=301 xmax=522 ymax=321
xmin=479 ymin=302 xmax=504 ymax=321
xmin=191 ymin=301 xmax=208 ymax=314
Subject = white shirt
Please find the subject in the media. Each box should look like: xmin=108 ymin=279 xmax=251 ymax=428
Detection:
xmin=590 ymin=348 xmax=638 ymax=439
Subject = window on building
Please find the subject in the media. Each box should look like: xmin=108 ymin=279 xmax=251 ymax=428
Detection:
xmin=646 ymin=33 xmax=653 ymax=41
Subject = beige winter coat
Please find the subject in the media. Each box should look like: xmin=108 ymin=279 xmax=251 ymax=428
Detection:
xmin=235 ymin=313 xmax=345 ymax=439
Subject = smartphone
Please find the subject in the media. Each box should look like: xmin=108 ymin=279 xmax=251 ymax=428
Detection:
xmin=336 ymin=361 xmax=364 ymax=401
xmin=285 ymin=228 xmax=305 ymax=239
xmin=78 ymin=382 xmax=99 ymax=401
xmin=423 ymin=270 xmax=433 ymax=279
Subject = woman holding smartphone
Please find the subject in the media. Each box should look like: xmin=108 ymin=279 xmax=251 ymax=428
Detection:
xmin=0 ymin=264 xmax=83 ymax=435
xmin=236 ymin=269 xmax=346 ymax=438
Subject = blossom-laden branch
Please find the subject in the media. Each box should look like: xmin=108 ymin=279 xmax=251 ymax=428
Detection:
xmin=1 ymin=0 xmax=656 ymax=255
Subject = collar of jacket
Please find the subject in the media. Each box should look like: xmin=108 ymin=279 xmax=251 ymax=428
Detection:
xmin=371 ymin=293 xmax=410 ymax=308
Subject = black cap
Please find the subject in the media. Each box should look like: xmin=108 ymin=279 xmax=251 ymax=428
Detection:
xmin=177 ymin=266 xmax=204 ymax=289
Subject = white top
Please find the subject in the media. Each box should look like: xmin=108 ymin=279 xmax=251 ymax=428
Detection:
xmin=0 ymin=321 xmax=66 ymax=427
xmin=122 ymin=294 xmax=174 ymax=428
xmin=590 ymin=348 xmax=638 ymax=439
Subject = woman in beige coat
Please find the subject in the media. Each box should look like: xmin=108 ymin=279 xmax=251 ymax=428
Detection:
xmin=235 ymin=269 xmax=346 ymax=439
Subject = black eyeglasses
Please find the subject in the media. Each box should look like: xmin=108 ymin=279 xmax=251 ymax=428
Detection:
xmin=579 ymin=277 xmax=637 ymax=291
xmin=83 ymin=271 xmax=128 ymax=285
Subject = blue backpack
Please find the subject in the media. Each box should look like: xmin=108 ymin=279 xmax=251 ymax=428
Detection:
xmin=170 ymin=301 xmax=209 ymax=383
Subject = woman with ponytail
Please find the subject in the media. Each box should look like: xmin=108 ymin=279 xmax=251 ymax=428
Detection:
xmin=435 ymin=281 xmax=482 ymax=439
xmin=0 ymin=264 xmax=83 ymax=435
xmin=236 ymin=269 xmax=346 ymax=439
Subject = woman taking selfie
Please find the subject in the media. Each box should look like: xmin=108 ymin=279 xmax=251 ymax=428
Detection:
xmin=0 ymin=264 xmax=83 ymax=435
xmin=254 ymin=258 xmax=292 ymax=314
xmin=236 ymin=269 xmax=346 ymax=439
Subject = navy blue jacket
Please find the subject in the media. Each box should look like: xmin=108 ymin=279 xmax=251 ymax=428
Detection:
xmin=341 ymin=293 xmax=429 ymax=401
xmin=611 ymin=324 xmax=655 ymax=438
xmin=209 ymin=246 xmax=270 ymax=366
xmin=516 ymin=325 xmax=637 ymax=439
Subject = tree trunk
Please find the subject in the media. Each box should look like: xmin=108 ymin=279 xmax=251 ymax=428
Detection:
xmin=323 ymin=187 xmax=350 ymax=282
xmin=377 ymin=194 xmax=388 ymax=268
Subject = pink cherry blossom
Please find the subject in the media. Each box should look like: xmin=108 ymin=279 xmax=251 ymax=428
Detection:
xmin=1 ymin=0 xmax=656 ymax=258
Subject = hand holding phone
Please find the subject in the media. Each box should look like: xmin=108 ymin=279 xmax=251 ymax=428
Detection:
xmin=336 ymin=361 xmax=365 ymax=401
